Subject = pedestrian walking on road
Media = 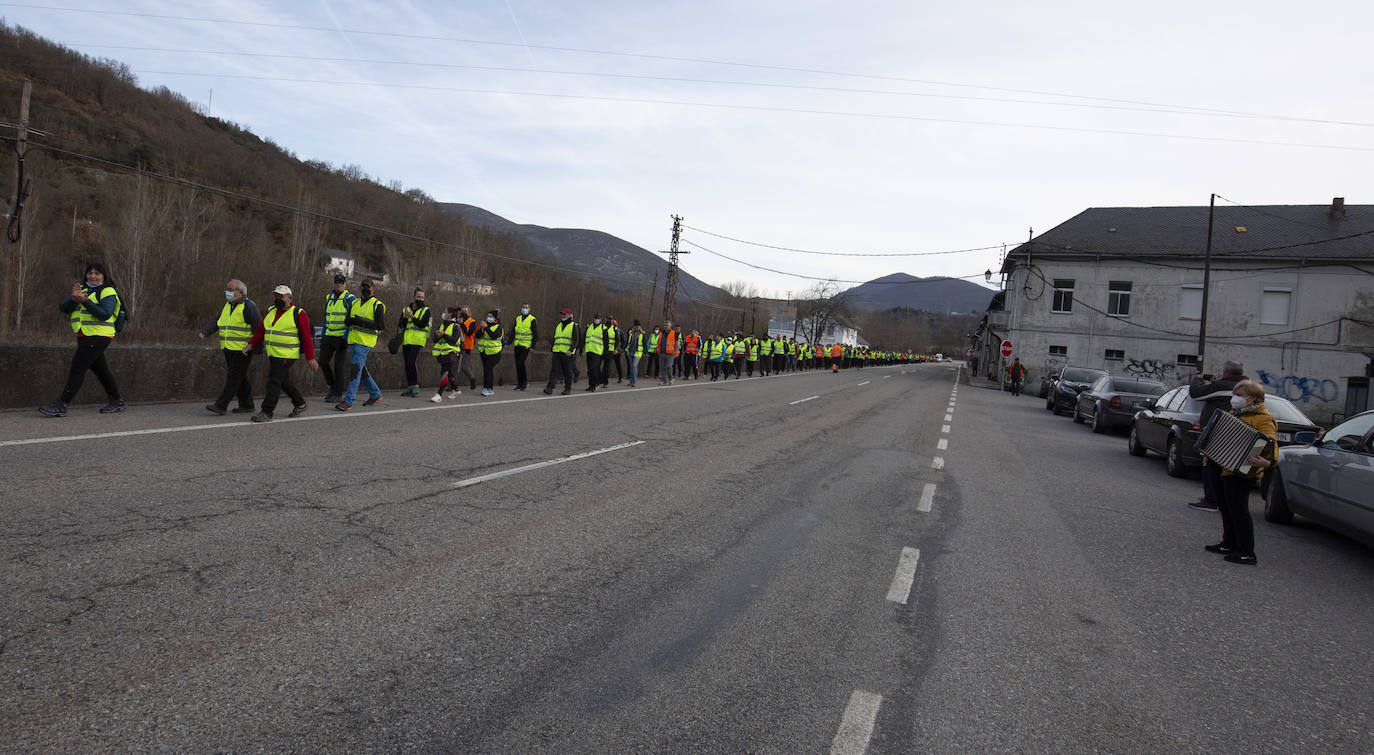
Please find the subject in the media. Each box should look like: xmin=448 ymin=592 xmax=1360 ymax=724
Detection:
xmin=1008 ymin=358 xmax=1026 ymax=396
xmin=457 ymin=306 xmax=479 ymax=391
xmin=317 ymin=274 xmax=356 ymax=403
xmin=510 ymin=302 xmax=537 ymax=391
xmin=1188 ymin=361 xmax=1248 ymax=512
xmin=624 ymin=321 xmax=646 ymax=388
xmin=1205 ymin=380 xmax=1276 ymax=566
xmin=397 ymin=287 xmax=431 ymax=397
xmin=657 ymin=319 xmax=678 ymax=385
xmin=430 ymin=307 xmax=463 ymax=402
xmin=475 ymin=309 xmax=503 ymax=396
xmin=583 ymin=313 xmax=606 ymax=392
xmin=336 ymin=279 xmax=385 ymax=411
xmin=645 ymin=326 xmax=661 ymax=379
xmin=543 ymin=308 xmax=579 ymax=395
xmin=683 ymin=329 xmax=701 ymax=380
xmin=200 ymin=278 xmax=261 ymax=415
xmin=603 ymin=317 xmax=623 ymax=386
xmin=244 ymin=285 xmax=318 ymax=422
xmin=40 ymin=263 xmax=126 ymax=417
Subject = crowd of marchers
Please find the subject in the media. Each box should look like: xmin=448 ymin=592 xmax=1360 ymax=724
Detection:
xmin=39 ymin=267 xmax=930 ymax=421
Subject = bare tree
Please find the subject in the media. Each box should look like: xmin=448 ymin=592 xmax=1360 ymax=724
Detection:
xmin=796 ymin=280 xmax=856 ymax=344
xmin=107 ymin=173 xmax=172 ymax=321
xmin=12 ymin=193 xmax=44 ymax=329
xmin=287 ymin=190 xmax=328 ymax=292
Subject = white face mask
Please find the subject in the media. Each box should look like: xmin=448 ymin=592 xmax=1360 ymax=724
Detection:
xmin=520 ymin=308 xmax=529 ymax=315
xmin=486 ymin=316 xmax=495 ymax=324
xmin=1230 ymin=395 xmax=1248 ymax=410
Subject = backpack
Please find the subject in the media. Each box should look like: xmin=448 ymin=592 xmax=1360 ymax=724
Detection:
xmin=113 ymin=287 xmax=130 ymax=333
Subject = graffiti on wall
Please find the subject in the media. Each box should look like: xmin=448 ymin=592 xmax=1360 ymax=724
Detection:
xmin=1257 ymin=370 xmax=1340 ymax=403
xmin=1123 ymin=359 xmax=1195 ymax=385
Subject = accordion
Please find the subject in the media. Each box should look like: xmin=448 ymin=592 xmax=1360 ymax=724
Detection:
xmin=1196 ymin=411 xmax=1274 ymax=477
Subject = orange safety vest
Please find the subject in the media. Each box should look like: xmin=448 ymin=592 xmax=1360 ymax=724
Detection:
xmin=662 ymin=329 xmax=678 ymax=355
xmin=815 ymin=345 xmax=824 ymax=358
xmin=684 ymin=333 xmax=700 ymax=354
xmin=830 ymin=345 xmax=844 ymax=357
xmin=461 ymin=316 xmax=477 ymax=350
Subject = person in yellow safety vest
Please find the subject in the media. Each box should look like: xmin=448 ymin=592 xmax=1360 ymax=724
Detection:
xmin=508 ymin=302 xmax=538 ymax=391
xmin=398 ymin=287 xmax=431 ymax=397
xmin=623 ymin=319 xmax=647 ymax=388
xmin=704 ymin=333 xmax=725 ymax=381
xmin=645 ymin=325 xmax=661 ymax=380
xmin=242 ymin=285 xmax=318 ymax=422
xmin=41 ymin=262 xmax=126 ymax=417
xmin=757 ymin=335 xmax=772 ymax=377
xmin=200 ymin=278 xmax=263 ymax=415
xmin=730 ymin=334 xmax=749 ymax=379
xmin=317 ymin=273 xmax=356 ymax=404
xmin=544 ymin=307 xmax=581 ymax=395
xmin=474 ymin=309 xmax=504 ymax=396
xmin=336 ymin=279 xmax=386 ymax=411
xmin=773 ymin=336 xmax=787 ymax=374
xmin=582 ymin=312 xmax=607 ymax=392
xmin=430 ymin=306 xmax=463 ymax=402
xmin=744 ymin=335 xmax=759 ymax=377
xmin=602 ymin=317 xmax=623 ymax=387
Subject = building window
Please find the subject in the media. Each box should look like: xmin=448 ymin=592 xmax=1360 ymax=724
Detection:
xmin=1049 ymin=345 xmax=1068 ymax=356
xmin=1107 ymin=281 xmax=1132 ymax=317
xmin=1179 ymin=285 xmax=1203 ymax=320
xmin=1105 ymin=349 xmax=1125 ymax=361
xmin=1176 ymin=354 xmax=1200 ymax=367
xmin=1052 ymin=279 xmax=1075 ymax=313
xmin=1261 ymin=288 xmax=1292 ymax=326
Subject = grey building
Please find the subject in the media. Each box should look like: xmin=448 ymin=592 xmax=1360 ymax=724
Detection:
xmin=975 ymin=198 xmax=1374 ymax=423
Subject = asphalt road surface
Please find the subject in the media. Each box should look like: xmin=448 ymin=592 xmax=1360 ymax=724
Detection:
xmin=1 ymin=363 xmax=1371 ymax=752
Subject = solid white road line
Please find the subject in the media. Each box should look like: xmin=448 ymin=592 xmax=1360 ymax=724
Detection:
xmin=941 ymin=424 xmax=950 ymax=434
xmin=936 ymin=438 xmax=948 ymax=450
xmin=831 ymin=690 xmax=883 ymax=755
xmin=917 ymin=482 xmax=936 ymax=513
xmin=857 ymin=381 xmax=871 ymax=386
xmin=884 ymin=547 xmax=922 ymax=604
xmin=931 ymin=456 xmax=944 ymax=470
xmin=789 ymin=395 xmax=821 ymax=405
xmin=450 ymin=440 xmax=645 ymax=488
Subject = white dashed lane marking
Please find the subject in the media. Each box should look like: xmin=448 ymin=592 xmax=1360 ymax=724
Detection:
xmin=884 ymin=547 xmax=922 ymax=604
xmin=931 ymin=456 xmax=944 ymax=470
xmin=788 ymin=395 xmax=820 ymax=405
xmin=941 ymin=424 xmax=950 ymax=434
xmin=936 ymin=438 xmax=948 ymax=450
xmin=831 ymin=690 xmax=883 ymax=755
xmin=917 ymin=482 xmax=936 ymax=513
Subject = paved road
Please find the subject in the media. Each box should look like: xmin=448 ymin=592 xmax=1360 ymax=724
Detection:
xmin=1 ymin=364 xmax=1370 ymax=752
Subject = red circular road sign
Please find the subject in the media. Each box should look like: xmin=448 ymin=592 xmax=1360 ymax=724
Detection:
xmin=1000 ymin=340 xmax=1014 ymax=358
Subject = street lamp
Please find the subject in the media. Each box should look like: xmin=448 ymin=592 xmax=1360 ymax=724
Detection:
xmin=984 ymin=269 xmax=993 ymax=284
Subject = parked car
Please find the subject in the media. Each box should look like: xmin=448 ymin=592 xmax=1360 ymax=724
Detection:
xmin=1127 ymin=387 xmax=1320 ymax=478
xmin=1045 ymin=366 xmax=1109 ymax=415
xmin=1039 ymin=367 xmax=1062 ymax=399
xmin=1264 ymin=410 xmax=1374 ymax=549
xmin=1073 ymin=376 xmax=1168 ymax=433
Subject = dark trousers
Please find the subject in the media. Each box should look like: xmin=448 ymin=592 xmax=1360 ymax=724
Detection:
xmin=318 ymin=335 xmax=349 ymax=396
xmin=1219 ymin=474 xmax=1256 ymax=555
xmin=708 ymin=361 xmax=720 ymax=380
xmin=587 ymin=352 xmax=603 ymax=388
xmin=514 ymin=345 xmax=530 ymax=388
xmin=213 ymin=348 xmax=255 ymax=410
xmin=732 ymin=356 xmax=745 ymax=378
xmin=459 ymin=348 xmax=477 ymax=389
xmin=261 ymin=357 xmax=304 ymax=415
xmin=608 ymin=352 xmax=624 ymax=382
xmin=684 ymin=353 xmax=699 ymax=379
xmin=547 ymin=352 xmax=575 ymax=390
xmin=1201 ymin=460 xmax=1223 ymax=506
xmin=600 ymin=353 xmax=613 ymax=386
xmin=646 ymin=353 xmax=659 ymax=377
xmin=481 ymin=352 xmax=500 ymax=390
xmin=59 ymin=335 xmax=121 ymax=404
xmin=403 ymin=344 xmax=421 ymax=386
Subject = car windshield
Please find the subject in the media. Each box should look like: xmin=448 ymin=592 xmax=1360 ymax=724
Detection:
xmin=1111 ymin=379 xmax=1166 ymax=395
xmin=1062 ymin=368 xmax=1106 ymax=383
xmin=1262 ymin=396 xmax=1313 ymax=425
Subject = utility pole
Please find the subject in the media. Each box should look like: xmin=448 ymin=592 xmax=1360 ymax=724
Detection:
xmin=0 ymin=80 xmax=31 ymax=340
xmin=658 ymin=214 xmax=685 ymax=324
xmin=1197 ymin=193 xmax=1215 ymax=370
xmin=647 ymin=269 xmax=658 ymax=314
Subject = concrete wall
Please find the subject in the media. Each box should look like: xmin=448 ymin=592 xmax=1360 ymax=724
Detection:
xmin=0 ymin=343 xmax=575 ymax=409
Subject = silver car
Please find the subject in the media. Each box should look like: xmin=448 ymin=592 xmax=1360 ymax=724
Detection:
xmin=1265 ymin=410 xmax=1374 ymax=549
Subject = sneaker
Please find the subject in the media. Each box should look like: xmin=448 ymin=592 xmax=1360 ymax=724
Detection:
xmin=1204 ymin=542 xmax=1235 ymax=554
xmin=1188 ymin=500 xmax=1220 ymax=512
xmin=205 ymin=404 xmax=227 ymax=415
xmin=288 ymin=403 xmax=307 ymax=418
xmin=560 ymin=388 xmax=572 ymax=395
xmin=543 ymin=387 xmax=554 ymax=395
xmin=363 ymin=396 xmax=382 ymax=406
xmin=231 ymin=406 xmax=255 ymax=414
xmin=323 ymin=393 xmax=338 ymax=403
xmin=448 ymin=390 xmax=462 ymax=399
xmin=430 ymin=393 xmax=444 ymax=403
xmin=99 ymin=399 xmax=126 ymax=414
xmin=38 ymin=400 xmax=67 ymax=417
xmin=481 ymin=388 xmax=494 ymax=396
xmin=1223 ymin=553 xmax=1258 ymax=566
xmin=250 ymin=411 xmax=272 ymax=422
xmin=334 ymin=401 xmax=352 ymax=412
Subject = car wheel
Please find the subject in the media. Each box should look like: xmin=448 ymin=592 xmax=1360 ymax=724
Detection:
xmin=1166 ymin=437 xmax=1190 ymax=478
xmin=1072 ymin=402 xmax=1085 ymax=423
xmin=1127 ymin=425 xmax=1148 ymax=456
xmin=1263 ymin=469 xmax=1294 ymax=525
xmin=1090 ymin=404 xmax=1106 ymax=434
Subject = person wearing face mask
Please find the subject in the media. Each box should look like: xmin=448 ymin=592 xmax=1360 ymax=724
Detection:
xmin=543 ymin=307 xmax=579 ymax=395
xmin=474 ymin=309 xmax=504 ymax=396
xmin=730 ymin=334 xmax=748 ymax=379
xmin=645 ymin=325 xmax=661 ymax=380
xmin=623 ymin=320 xmax=646 ymax=388
xmin=430 ymin=306 xmax=463 ymax=402
xmin=603 ymin=316 xmax=623 ymax=386
xmin=583 ymin=313 xmax=606 ymax=392
xmin=317 ymin=274 xmax=356 ymax=403
xmin=1206 ymin=381 xmax=1277 ymax=566
xmin=41 ymin=262 xmax=126 ymax=416
xmin=509 ymin=303 xmax=538 ymax=391
xmin=1187 ymin=360 xmax=1249 ymax=512
xmin=336 ymin=279 xmax=386 ymax=411
xmin=398 ymin=287 xmax=431 ymax=397
xmin=199 ymin=278 xmax=262 ymax=415
xmin=243 ymin=285 xmax=318 ymax=421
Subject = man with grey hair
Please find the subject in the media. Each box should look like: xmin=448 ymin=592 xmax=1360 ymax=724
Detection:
xmin=200 ymin=278 xmax=261 ymax=415
xmin=1187 ymin=359 xmax=1249 ymax=512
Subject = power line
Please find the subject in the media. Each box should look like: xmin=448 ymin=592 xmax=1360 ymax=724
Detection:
xmin=681 ymin=238 xmax=993 ymax=285
xmin=5 ymin=2 xmax=1364 ymax=126
xmin=1213 ymin=194 xmax=1335 ymax=232
xmin=103 ymin=69 xmax=1374 ymax=154
xmin=54 ymin=43 xmax=1374 ymax=129
xmin=682 ymin=225 xmax=1005 ymax=258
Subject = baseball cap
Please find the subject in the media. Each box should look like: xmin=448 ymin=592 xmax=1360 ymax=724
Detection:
xmin=333 ymin=273 xmax=347 ymax=284
xmin=560 ymin=307 xmax=573 ymax=315
xmin=273 ymin=284 xmax=292 ymax=295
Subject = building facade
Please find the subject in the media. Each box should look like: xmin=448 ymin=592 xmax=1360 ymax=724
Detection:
xmin=976 ymin=200 xmax=1374 ymax=423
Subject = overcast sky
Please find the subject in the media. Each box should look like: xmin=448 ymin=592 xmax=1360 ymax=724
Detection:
xmin=5 ymin=1 xmax=1373 ymax=297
